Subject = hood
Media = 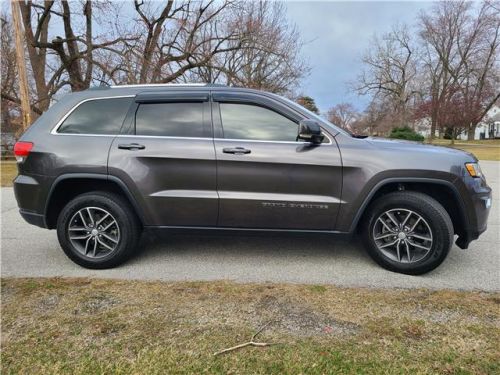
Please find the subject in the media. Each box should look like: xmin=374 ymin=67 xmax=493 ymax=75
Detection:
xmin=365 ymin=137 xmax=476 ymax=160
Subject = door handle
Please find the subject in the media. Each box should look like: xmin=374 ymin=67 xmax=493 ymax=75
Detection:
xmin=223 ymin=147 xmax=251 ymax=155
xmin=118 ymin=143 xmax=145 ymax=150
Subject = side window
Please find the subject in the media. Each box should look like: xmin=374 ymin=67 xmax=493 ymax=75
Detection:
xmin=135 ymin=102 xmax=204 ymax=137
xmin=219 ymin=103 xmax=298 ymax=142
xmin=58 ymin=97 xmax=132 ymax=134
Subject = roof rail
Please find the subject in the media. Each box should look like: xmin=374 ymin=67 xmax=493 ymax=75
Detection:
xmin=108 ymin=83 xmax=226 ymax=89
xmin=205 ymin=83 xmax=227 ymax=87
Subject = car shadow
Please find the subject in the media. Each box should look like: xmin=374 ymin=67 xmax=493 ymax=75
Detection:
xmin=128 ymin=230 xmax=374 ymax=266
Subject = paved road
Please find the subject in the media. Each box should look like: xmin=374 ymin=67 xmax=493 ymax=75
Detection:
xmin=2 ymin=161 xmax=499 ymax=291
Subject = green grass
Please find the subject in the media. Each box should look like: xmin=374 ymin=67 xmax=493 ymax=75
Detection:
xmin=2 ymin=278 xmax=499 ymax=374
xmin=1 ymin=161 xmax=17 ymax=187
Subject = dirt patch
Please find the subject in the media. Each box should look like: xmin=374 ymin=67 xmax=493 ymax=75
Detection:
xmin=74 ymin=292 xmax=120 ymax=314
xmin=253 ymin=294 xmax=359 ymax=336
xmin=36 ymin=294 xmax=60 ymax=312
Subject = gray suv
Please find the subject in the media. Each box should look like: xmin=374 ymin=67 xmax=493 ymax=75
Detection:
xmin=13 ymin=84 xmax=492 ymax=274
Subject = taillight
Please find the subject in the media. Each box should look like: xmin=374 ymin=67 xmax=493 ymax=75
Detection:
xmin=14 ymin=141 xmax=33 ymax=162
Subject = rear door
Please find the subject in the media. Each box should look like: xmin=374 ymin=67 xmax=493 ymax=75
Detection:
xmin=108 ymin=91 xmax=218 ymax=226
xmin=212 ymin=92 xmax=343 ymax=230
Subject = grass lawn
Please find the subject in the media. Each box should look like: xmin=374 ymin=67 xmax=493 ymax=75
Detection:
xmin=427 ymin=139 xmax=500 ymax=161
xmin=429 ymin=139 xmax=500 ymax=146
xmin=2 ymin=278 xmax=499 ymax=374
xmin=1 ymin=161 xmax=17 ymax=187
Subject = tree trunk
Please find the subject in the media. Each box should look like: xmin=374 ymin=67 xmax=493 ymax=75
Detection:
xmin=430 ymin=116 xmax=437 ymax=142
xmin=467 ymin=123 xmax=476 ymax=141
xmin=19 ymin=1 xmax=52 ymax=112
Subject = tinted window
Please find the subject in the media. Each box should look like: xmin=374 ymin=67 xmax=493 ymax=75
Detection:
xmin=135 ymin=103 xmax=204 ymax=137
xmin=58 ymin=97 xmax=132 ymax=134
xmin=220 ymin=103 xmax=298 ymax=141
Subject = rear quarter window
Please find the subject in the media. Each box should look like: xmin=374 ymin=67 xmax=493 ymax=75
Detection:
xmin=57 ymin=97 xmax=133 ymax=135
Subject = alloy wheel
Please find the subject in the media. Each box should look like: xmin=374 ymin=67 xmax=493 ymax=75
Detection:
xmin=372 ymin=208 xmax=433 ymax=263
xmin=67 ymin=207 xmax=120 ymax=258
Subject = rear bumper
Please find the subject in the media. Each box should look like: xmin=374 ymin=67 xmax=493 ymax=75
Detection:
xmin=14 ymin=173 xmax=51 ymax=228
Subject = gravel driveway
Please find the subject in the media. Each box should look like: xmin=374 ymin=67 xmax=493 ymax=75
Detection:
xmin=2 ymin=161 xmax=499 ymax=291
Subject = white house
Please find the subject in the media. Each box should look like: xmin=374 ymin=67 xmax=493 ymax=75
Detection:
xmin=463 ymin=105 xmax=500 ymax=140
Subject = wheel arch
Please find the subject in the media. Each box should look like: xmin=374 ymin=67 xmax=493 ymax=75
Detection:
xmin=351 ymin=178 xmax=469 ymax=239
xmin=44 ymin=173 xmax=145 ymax=229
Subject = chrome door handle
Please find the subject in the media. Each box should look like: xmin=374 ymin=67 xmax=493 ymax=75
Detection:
xmin=118 ymin=143 xmax=145 ymax=150
xmin=222 ymin=147 xmax=251 ymax=154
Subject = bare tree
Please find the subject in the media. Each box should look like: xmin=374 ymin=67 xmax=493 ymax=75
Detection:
xmin=192 ymin=1 xmax=309 ymax=95
xmin=327 ymin=103 xmax=359 ymax=131
xmin=20 ymin=1 xmax=134 ymax=92
xmin=109 ymin=0 xmax=248 ymax=85
xmin=355 ymin=24 xmax=420 ymax=128
xmin=0 ymin=0 xmax=137 ymax=118
xmin=419 ymin=0 xmax=500 ymax=140
xmin=351 ymin=99 xmax=398 ymax=136
xmin=1 ymin=14 xmax=20 ymax=135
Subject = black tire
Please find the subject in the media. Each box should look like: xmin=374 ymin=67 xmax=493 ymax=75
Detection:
xmin=361 ymin=191 xmax=453 ymax=275
xmin=57 ymin=191 xmax=142 ymax=269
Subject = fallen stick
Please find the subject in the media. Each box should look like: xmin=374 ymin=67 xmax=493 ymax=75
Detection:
xmin=214 ymin=321 xmax=278 ymax=356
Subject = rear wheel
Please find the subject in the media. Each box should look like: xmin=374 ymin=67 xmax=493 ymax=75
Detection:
xmin=57 ymin=191 xmax=141 ymax=269
xmin=362 ymin=191 xmax=453 ymax=275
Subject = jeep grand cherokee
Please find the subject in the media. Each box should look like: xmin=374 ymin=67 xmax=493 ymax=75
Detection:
xmin=13 ymin=84 xmax=492 ymax=274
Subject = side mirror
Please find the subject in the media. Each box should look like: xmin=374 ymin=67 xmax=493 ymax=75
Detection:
xmin=298 ymin=120 xmax=325 ymax=144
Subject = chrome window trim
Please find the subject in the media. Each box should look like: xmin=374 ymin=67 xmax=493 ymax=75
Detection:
xmin=116 ymin=134 xmax=212 ymax=141
xmin=51 ymin=133 xmax=117 ymax=138
xmin=50 ymin=95 xmax=135 ymax=135
xmin=213 ymin=136 xmax=333 ymax=145
xmin=114 ymin=134 xmax=333 ymax=145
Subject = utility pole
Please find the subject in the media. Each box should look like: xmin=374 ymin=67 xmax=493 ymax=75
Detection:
xmin=11 ymin=0 xmax=32 ymax=132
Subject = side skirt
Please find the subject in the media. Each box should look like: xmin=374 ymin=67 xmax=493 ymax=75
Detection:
xmin=143 ymin=225 xmax=353 ymax=239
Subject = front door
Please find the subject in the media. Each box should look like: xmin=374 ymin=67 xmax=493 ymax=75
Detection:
xmin=108 ymin=91 xmax=217 ymax=226
xmin=212 ymin=93 xmax=343 ymax=230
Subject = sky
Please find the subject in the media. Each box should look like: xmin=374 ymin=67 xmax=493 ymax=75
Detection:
xmin=285 ymin=1 xmax=434 ymax=114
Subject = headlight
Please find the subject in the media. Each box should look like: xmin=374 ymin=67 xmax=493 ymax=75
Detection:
xmin=465 ymin=162 xmax=482 ymax=178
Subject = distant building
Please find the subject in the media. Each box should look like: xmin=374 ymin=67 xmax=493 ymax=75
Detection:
xmin=468 ymin=105 xmax=500 ymax=140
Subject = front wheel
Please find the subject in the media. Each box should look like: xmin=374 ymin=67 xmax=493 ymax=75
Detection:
xmin=57 ymin=191 xmax=141 ymax=269
xmin=362 ymin=191 xmax=454 ymax=275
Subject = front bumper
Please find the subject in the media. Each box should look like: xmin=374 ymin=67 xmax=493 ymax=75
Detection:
xmin=19 ymin=209 xmax=47 ymax=228
xmin=455 ymin=179 xmax=492 ymax=249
